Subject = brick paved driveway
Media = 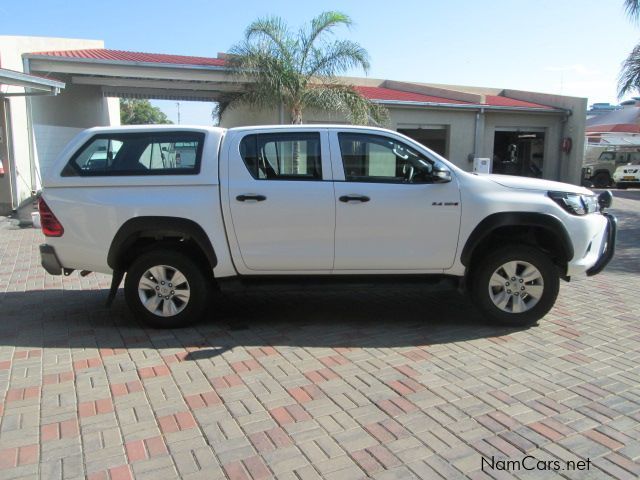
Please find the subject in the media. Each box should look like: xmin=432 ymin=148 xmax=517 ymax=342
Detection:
xmin=0 ymin=191 xmax=639 ymax=480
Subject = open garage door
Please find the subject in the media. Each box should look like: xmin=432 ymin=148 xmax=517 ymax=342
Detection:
xmin=398 ymin=127 xmax=448 ymax=157
xmin=493 ymin=129 xmax=545 ymax=178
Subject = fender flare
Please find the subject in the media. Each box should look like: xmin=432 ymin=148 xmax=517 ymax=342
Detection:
xmin=107 ymin=216 xmax=217 ymax=271
xmin=460 ymin=212 xmax=574 ymax=266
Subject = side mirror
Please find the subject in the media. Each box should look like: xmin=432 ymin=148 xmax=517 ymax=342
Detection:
xmin=432 ymin=168 xmax=452 ymax=183
xmin=598 ymin=190 xmax=613 ymax=211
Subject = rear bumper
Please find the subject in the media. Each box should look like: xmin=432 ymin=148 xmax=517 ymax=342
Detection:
xmin=586 ymin=213 xmax=617 ymax=276
xmin=40 ymin=244 xmax=63 ymax=275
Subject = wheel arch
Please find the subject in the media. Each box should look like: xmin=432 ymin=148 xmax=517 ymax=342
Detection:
xmin=107 ymin=216 xmax=217 ymax=272
xmin=460 ymin=212 xmax=574 ymax=270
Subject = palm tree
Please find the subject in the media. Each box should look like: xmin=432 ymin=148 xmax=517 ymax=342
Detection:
xmin=618 ymin=0 xmax=640 ymax=96
xmin=625 ymin=0 xmax=640 ymax=19
xmin=216 ymin=11 xmax=388 ymax=125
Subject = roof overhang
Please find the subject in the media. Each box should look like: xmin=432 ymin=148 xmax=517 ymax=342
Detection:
xmin=0 ymin=67 xmax=65 ymax=97
xmin=25 ymin=53 xmax=230 ymax=73
xmin=20 ymin=49 xmax=572 ymax=114
xmin=369 ymin=99 xmax=567 ymax=114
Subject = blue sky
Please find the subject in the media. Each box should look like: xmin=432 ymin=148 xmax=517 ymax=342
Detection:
xmin=3 ymin=0 xmax=639 ymax=124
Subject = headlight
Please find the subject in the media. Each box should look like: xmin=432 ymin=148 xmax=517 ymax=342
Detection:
xmin=548 ymin=191 xmax=599 ymax=215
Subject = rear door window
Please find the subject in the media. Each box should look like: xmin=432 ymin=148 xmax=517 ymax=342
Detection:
xmin=239 ymin=133 xmax=322 ymax=180
xmin=62 ymin=131 xmax=205 ymax=176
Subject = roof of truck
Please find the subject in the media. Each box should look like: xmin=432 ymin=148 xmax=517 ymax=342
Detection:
xmin=84 ymin=124 xmax=404 ymax=133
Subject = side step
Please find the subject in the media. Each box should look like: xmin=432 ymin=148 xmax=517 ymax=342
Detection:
xmin=216 ymin=274 xmax=459 ymax=293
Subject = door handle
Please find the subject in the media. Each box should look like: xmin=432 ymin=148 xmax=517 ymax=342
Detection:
xmin=236 ymin=194 xmax=267 ymax=202
xmin=339 ymin=195 xmax=370 ymax=203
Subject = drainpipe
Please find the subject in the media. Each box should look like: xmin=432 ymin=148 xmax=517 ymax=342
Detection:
xmin=473 ymin=108 xmax=485 ymax=162
xmin=22 ymin=57 xmax=38 ymax=195
xmin=557 ymin=112 xmax=570 ymax=182
xmin=3 ymin=99 xmax=18 ymax=210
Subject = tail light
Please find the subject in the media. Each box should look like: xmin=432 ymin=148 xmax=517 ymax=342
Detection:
xmin=38 ymin=197 xmax=64 ymax=237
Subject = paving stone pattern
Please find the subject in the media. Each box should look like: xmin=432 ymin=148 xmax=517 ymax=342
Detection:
xmin=0 ymin=191 xmax=639 ymax=479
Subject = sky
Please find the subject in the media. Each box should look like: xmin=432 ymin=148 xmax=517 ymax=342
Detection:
xmin=3 ymin=0 xmax=640 ymax=124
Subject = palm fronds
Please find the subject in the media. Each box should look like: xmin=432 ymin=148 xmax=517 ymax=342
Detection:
xmin=221 ymin=11 xmax=387 ymax=125
xmin=619 ymin=44 xmax=640 ymax=97
xmin=625 ymin=0 xmax=640 ymax=22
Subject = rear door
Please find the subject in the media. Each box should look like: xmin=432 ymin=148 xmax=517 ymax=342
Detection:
xmin=224 ymin=129 xmax=335 ymax=272
xmin=330 ymin=130 xmax=461 ymax=271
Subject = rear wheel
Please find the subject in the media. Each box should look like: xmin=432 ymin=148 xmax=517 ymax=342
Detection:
xmin=471 ymin=245 xmax=559 ymax=327
xmin=124 ymin=249 xmax=210 ymax=328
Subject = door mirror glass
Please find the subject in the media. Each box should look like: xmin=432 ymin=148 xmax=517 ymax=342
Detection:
xmin=432 ymin=163 xmax=452 ymax=183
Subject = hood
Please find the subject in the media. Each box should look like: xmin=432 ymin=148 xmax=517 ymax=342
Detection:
xmin=483 ymin=174 xmax=592 ymax=195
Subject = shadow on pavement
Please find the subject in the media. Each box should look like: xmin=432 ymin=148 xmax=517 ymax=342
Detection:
xmin=0 ymin=286 xmax=527 ymax=356
xmin=603 ymin=207 xmax=640 ymax=275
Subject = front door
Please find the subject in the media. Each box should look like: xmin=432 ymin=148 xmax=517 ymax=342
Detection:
xmin=331 ymin=131 xmax=461 ymax=271
xmin=226 ymin=130 xmax=335 ymax=271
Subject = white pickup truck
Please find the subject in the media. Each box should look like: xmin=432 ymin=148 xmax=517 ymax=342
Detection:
xmin=38 ymin=125 xmax=616 ymax=328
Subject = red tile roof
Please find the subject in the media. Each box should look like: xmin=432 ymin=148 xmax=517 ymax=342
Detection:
xmin=354 ymin=86 xmax=467 ymax=105
xmin=484 ymin=95 xmax=552 ymax=109
xmin=27 ymin=49 xmax=556 ymax=110
xmin=586 ymin=123 xmax=640 ymax=133
xmin=28 ymin=48 xmax=227 ymax=67
xmin=356 ymin=86 xmax=553 ymax=110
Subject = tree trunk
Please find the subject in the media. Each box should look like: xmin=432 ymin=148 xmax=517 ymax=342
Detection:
xmin=291 ymin=106 xmax=302 ymax=173
xmin=291 ymin=107 xmax=303 ymax=124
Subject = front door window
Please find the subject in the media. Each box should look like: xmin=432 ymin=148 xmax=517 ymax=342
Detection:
xmin=338 ymin=133 xmax=438 ymax=184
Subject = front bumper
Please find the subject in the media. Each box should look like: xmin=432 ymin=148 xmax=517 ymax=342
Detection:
xmin=40 ymin=244 xmax=63 ymax=275
xmin=586 ymin=213 xmax=617 ymax=276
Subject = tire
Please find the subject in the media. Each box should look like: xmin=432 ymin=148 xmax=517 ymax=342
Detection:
xmin=124 ymin=249 xmax=210 ymax=328
xmin=470 ymin=245 xmax=559 ymax=327
xmin=616 ymin=183 xmax=628 ymax=190
xmin=592 ymin=172 xmax=611 ymax=188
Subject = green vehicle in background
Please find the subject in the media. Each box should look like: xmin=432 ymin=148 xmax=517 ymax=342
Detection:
xmin=582 ymin=147 xmax=640 ymax=187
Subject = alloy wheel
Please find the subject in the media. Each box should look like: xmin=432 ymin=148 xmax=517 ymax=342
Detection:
xmin=137 ymin=265 xmax=190 ymax=317
xmin=488 ymin=260 xmax=544 ymax=313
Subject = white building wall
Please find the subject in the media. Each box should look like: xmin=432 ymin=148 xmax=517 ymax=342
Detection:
xmin=0 ymin=36 xmax=105 ymax=207
xmin=30 ymin=84 xmax=118 ymax=178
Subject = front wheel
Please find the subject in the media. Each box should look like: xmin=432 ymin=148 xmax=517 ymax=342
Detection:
xmin=470 ymin=246 xmax=560 ymax=327
xmin=592 ymin=172 xmax=611 ymax=188
xmin=124 ymin=249 xmax=210 ymax=328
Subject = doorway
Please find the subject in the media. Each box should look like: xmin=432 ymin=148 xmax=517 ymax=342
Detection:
xmin=398 ymin=127 xmax=448 ymax=157
xmin=493 ymin=130 xmax=545 ymax=178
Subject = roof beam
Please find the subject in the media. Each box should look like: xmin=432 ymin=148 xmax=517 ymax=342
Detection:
xmin=71 ymin=75 xmax=244 ymax=93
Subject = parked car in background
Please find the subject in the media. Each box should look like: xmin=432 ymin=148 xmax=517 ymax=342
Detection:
xmin=613 ymin=164 xmax=640 ymax=189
